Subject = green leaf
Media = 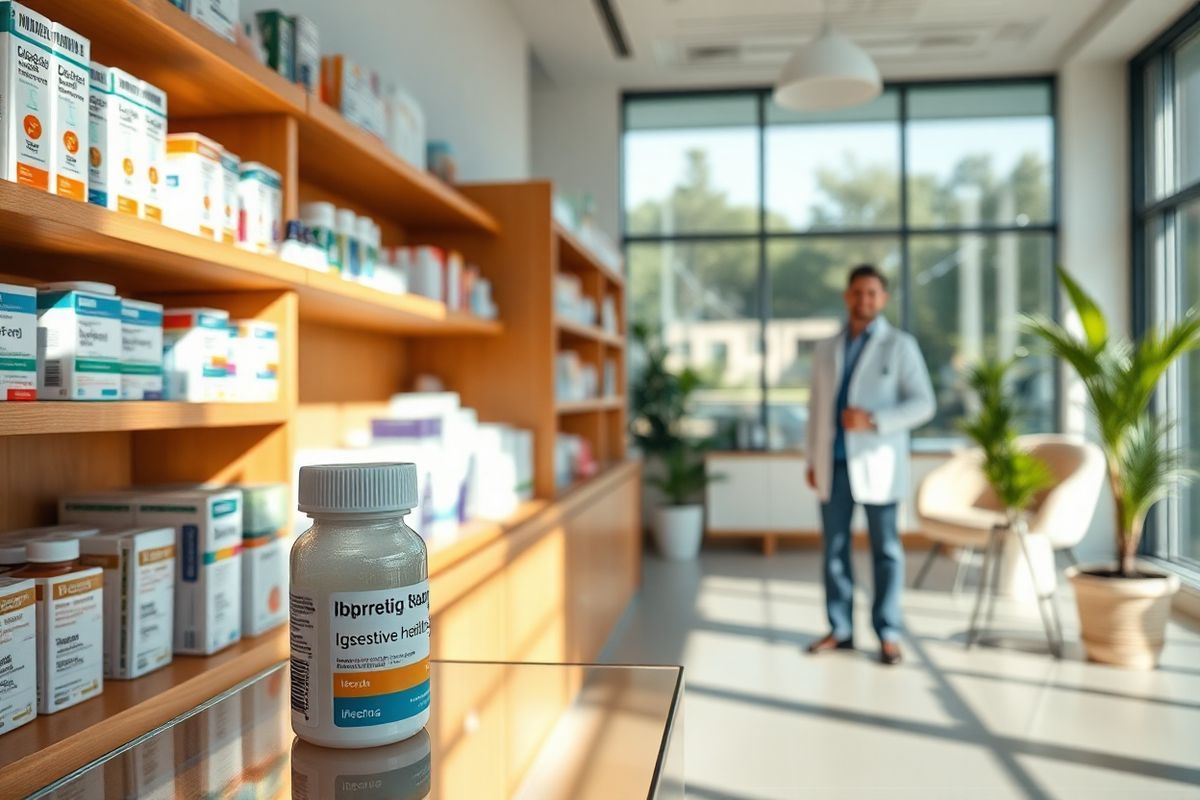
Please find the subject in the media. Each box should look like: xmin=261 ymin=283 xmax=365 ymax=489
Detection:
xmin=1056 ymin=265 xmax=1108 ymax=350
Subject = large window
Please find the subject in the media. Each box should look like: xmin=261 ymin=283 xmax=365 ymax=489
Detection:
xmin=1133 ymin=7 xmax=1200 ymax=569
xmin=623 ymin=82 xmax=1058 ymax=450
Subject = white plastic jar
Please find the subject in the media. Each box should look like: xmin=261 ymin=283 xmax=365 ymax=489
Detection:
xmin=290 ymin=462 xmax=431 ymax=748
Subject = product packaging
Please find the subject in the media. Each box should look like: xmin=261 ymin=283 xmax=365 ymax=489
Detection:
xmin=37 ymin=281 xmax=122 ymax=400
xmin=0 ymin=576 xmax=36 ymax=734
xmin=292 ymin=15 xmax=319 ymax=93
xmin=219 ymin=147 xmax=239 ymax=244
xmin=121 ymin=298 xmax=163 ymax=401
xmin=58 ymin=490 xmax=139 ymax=527
xmin=12 ymin=539 xmax=104 ymax=714
xmin=140 ymin=80 xmax=167 ymax=223
xmin=135 ymin=487 xmax=242 ymax=656
xmin=50 ymin=22 xmax=89 ymax=201
xmin=227 ymin=320 xmax=278 ymax=403
xmin=238 ymin=483 xmax=288 ymax=637
xmin=0 ymin=282 xmax=36 ymax=401
xmin=189 ymin=0 xmax=238 ymax=43
xmin=300 ymin=201 xmax=336 ymax=270
xmin=102 ymin=66 xmax=144 ymax=215
xmin=162 ymin=307 xmax=229 ymax=402
xmin=78 ymin=527 xmax=175 ymax=679
xmin=0 ymin=2 xmax=53 ymax=190
xmin=321 ymin=55 xmax=377 ymax=134
xmin=256 ymin=11 xmax=293 ymax=81
xmin=385 ymin=84 xmax=425 ymax=168
xmin=86 ymin=62 xmax=108 ymax=207
xmin=237 ymin=162 xmax=281 ymax=254
xmin=164 ymin=132 xmax=222 ymax=239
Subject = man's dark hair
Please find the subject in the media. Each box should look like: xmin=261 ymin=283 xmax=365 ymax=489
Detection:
xmin=847 ymin=263 xmax=888 ymax=291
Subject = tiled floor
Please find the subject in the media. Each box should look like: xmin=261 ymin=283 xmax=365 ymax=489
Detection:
xmin=600 ymin=546 xmax=1200 ymax=800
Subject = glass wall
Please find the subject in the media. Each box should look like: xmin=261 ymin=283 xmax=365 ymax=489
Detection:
xmin=1134 ymin=11 xmax=1200 ymax=569
xmin=623 ymin=81 xmax=1058 ymax=450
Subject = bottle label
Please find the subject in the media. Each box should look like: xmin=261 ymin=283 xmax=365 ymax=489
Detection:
xmin=290 ymin=582 xmax=431 ymax=730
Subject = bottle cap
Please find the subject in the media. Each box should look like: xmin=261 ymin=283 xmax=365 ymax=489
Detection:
xmin=26 ymin=539 xmax=80 ymax=564
xmin=298 ymin=462 xmax=419 ymax=515
xmin=0 ymin=542 xmax=25 ymax=565
xmin=300 ymin=201 xmax=335 ymax=227
xmin=336 ymin=209 xmax=357 ymax=232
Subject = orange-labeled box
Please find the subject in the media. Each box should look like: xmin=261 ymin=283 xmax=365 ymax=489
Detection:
xmin=50 ymin=21 xmax=89 ymax=202
xmin=0 ymin=2 xmax=53 ymax=191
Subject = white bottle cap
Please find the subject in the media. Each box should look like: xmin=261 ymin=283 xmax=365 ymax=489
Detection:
xmin=336 ymin=209 xmax=357 ymax=233
xmin=300 ymin=201 xmax=336 ymax=228
xmin=356 ymin=215 xmax=375 ymax=241
xmin=39 ymin=281 xmax=117 ymax=296
xmin=0 ymin=542 xmax=25 ymax=565
xmin=26 ymin=538 xmax=80 ymax=563
xmin=298 ymin=463 xmax=419 ymax=515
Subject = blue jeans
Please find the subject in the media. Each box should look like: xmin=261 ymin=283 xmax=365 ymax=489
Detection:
xmin=820 ymin=460 xmax=904 ymax=642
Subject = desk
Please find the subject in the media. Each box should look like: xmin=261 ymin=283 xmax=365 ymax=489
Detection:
xmin=28 ymin=660 xmax=685 ymax=800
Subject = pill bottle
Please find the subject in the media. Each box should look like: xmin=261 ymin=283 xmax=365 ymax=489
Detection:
xmin=0 ymin=540 xmax=26 ymax=575
xmin=300 ymin=201 xmax=337 ymax=272
xmin=290 ymin=462 xmax=431 ymax=749
xmin=336 ymin=209 xmax=359 ymax=280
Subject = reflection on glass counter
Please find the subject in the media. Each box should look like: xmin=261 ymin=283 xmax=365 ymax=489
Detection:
xmin=32 ymin=661 xmax=684 ymax=800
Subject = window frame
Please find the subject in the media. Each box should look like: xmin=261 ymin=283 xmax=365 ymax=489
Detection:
xmin=620 ymin=77 xmax=1061 ymax=451
xmin=1130 ymin=1 xmax=1200 ymax=573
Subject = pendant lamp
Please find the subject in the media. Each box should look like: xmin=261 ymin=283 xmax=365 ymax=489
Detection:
xmin=773 ymin=23 xmax=882 ymax=111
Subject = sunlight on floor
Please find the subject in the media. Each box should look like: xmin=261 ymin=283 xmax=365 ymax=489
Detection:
xmin=600 ymin=547 xmax=1200 ymax=800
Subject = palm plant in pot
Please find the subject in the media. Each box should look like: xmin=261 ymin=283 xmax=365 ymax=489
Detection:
xmin=630 ymin=322 xmax=721 ymax=560
xmin=1026 ymin=267 xmax=1200 ymax=668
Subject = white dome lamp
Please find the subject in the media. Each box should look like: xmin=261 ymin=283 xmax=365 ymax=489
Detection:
xmin=773 ymin=22 xmax=882 ymax=112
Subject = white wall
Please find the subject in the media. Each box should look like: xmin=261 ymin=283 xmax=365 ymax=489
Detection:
xmin=244 ymin=0 xmax=530 ymax=181
xmin=1056 ymin=58 xmax=1129 ymax=562
xmin=531 ymin=83 xmax=621 ymax=237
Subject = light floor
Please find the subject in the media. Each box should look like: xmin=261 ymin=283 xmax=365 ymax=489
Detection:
xmin=599 ymin=546 xmax=1200 ymax=800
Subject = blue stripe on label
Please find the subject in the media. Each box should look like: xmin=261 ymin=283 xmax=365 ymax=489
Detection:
xmin=121 ymin=305 xmax=163 ymax=325
xmin=240 ymin=169 xmax=282 ymax=190
xmin=333 ymin=680 xmax=430 ymax=728
xmin=0 ymin=290 xmax=35 ymax=314
xmin=88 ymin=190 xmax=108 ymax=206
xmin=182 ymin=524 xmax=198 ymax=582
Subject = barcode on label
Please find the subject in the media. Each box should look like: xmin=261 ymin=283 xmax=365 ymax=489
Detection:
xmin=291 ymin=657 xmax=310 ymax=718
xmin=43 ymin=361 xmax=62 ymax=388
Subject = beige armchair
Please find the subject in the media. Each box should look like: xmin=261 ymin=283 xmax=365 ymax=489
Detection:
xmin=913 ymin=434 xmax=1107 ymax=592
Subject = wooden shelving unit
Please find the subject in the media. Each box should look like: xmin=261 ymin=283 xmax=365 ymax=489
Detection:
xmin=3 ymin=3 xmax=638 ymax=794
xmin=556 ymin=316 xmax=625 ymax=348
xmin=555 ymin=222 xmax=625 ymax=288
xmin=557 ymin=398 xmax=624 ymax=415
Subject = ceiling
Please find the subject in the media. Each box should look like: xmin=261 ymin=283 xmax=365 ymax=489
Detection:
xmin=512 ymin=0 xmax=1139 ymax=90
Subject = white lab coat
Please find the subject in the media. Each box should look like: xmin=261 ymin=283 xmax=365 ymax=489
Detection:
xmin=805 ymin=318 xmax=936 ymax=505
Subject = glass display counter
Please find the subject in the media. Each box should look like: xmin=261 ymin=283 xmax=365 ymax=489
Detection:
xmin=29 ymin=660 xmax=684 ymax=800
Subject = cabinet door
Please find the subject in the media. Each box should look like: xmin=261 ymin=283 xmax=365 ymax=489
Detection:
xmin=706 ymin=458 xmax=771 ymax=531
xmin=768 ymin=457 xmax=821 ymax=532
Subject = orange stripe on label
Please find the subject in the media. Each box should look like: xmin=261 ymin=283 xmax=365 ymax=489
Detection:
xmin=17 ymin=164 xmax=49 ymax=191
xmin=144 ymin=205 xmax=162 ymax=222
xmin=0 ymin=588 xmax=35 ymax=614
xmin=117 ymin=196 xmax=139 ymax=216
xmin=333 ymin=658 xmax=429 ymax=698
xmin=55 ymin=174 xmax=86 ymax=201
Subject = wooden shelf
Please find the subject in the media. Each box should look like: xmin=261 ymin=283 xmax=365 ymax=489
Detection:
xmin=0 ymin=402 xmax=288 ymax=437
xmin=28 ymin=0 xmax=306 ymax=118
xmin=1 ymin=627 xmax=290 ymax=798
xmin=555 ymin=222 xmax=625 ymax=287
xmin=0 ymin=183 xmax=500 ymax=336
xmin=301 ymin=98 xmax=500 ymax=234
xmin=556 ymin=317 xmax=624 ymax=348
xmin=557 ymin=397 xmax=624 ymax=414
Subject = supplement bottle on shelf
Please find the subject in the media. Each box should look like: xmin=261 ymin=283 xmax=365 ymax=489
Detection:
xmin=290 ymin=462 xmax=430 ymax=749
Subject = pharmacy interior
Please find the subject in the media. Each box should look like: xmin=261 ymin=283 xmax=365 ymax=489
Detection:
xmin=0 ymin=2 xmax=664 ymax=798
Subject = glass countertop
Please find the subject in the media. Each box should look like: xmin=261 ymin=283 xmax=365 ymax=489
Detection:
xmin=32 ymin=660 xmax=685 ymax=800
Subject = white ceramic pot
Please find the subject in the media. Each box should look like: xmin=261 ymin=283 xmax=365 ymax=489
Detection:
xmin=653 ymin=504 xmax=704 ymax=560
xmin=1068 ymin=564 xmax=1181 ymax=669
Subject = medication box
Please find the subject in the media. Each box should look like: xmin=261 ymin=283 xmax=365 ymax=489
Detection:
xmin=228 ymin=320 xmax=278 ymax=403
xmin=162 ymin=307 xmax=229 ymax=402
xmin=37 ymin=282 xmax=123 ymax=400
xmin=256 ymin=11 xmax=294 ymax=81
xmin=190 ymin=0 xmax=238 ymax=43
xmin=321 ymin=55 xmax=378 ymax=135
xmin=136 ymin=488 xmax=242 ymax=655
xmin=121 ymin=298 xmax=163 ymax=401
xmin=86 ymin=62 xmax=109 ymax=207
xmin=50 ymin=23 xmax=89 ymax=201
xmin=164 ymin=132 xmax=222 ymax=239
xmin=140 ymin=80 xmax=167 ymax=223
xmin=237 ymin=162 xmax=281 ymax=254
xmin=0 ymin=577 xmax=36 ymax=734
xmin=238 ymin=483 xmax=288 ymax=636
xmin=58 ymin=490 xmax=139 ymax=527
xmin=0 ymin=1 xmax=53 ymax=190
xmin=79 ymin=527 xmax=175 ymax=680
xmin=99 ymin=66 xmax=144 ymax=215
xmin=292 ymin=15 xmax=319 ymax=93
xmin=219 ymin=147 xmax=239 ymax=244
xmin=0 ymin=282 xmax=36 ymax=401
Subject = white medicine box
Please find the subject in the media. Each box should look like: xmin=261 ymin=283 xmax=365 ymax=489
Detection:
xmin=36 ymin=282 xmax=123 ymax=400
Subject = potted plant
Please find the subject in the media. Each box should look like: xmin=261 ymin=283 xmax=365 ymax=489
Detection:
xmin=1026 ymin=267 xmax=1198 ymax=668
xmin=630 ymin=323 xmax=720 ymax=560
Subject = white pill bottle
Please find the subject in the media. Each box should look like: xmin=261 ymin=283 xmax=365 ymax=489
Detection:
xmin=290 ymin=462 xmax=431 ymax=748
